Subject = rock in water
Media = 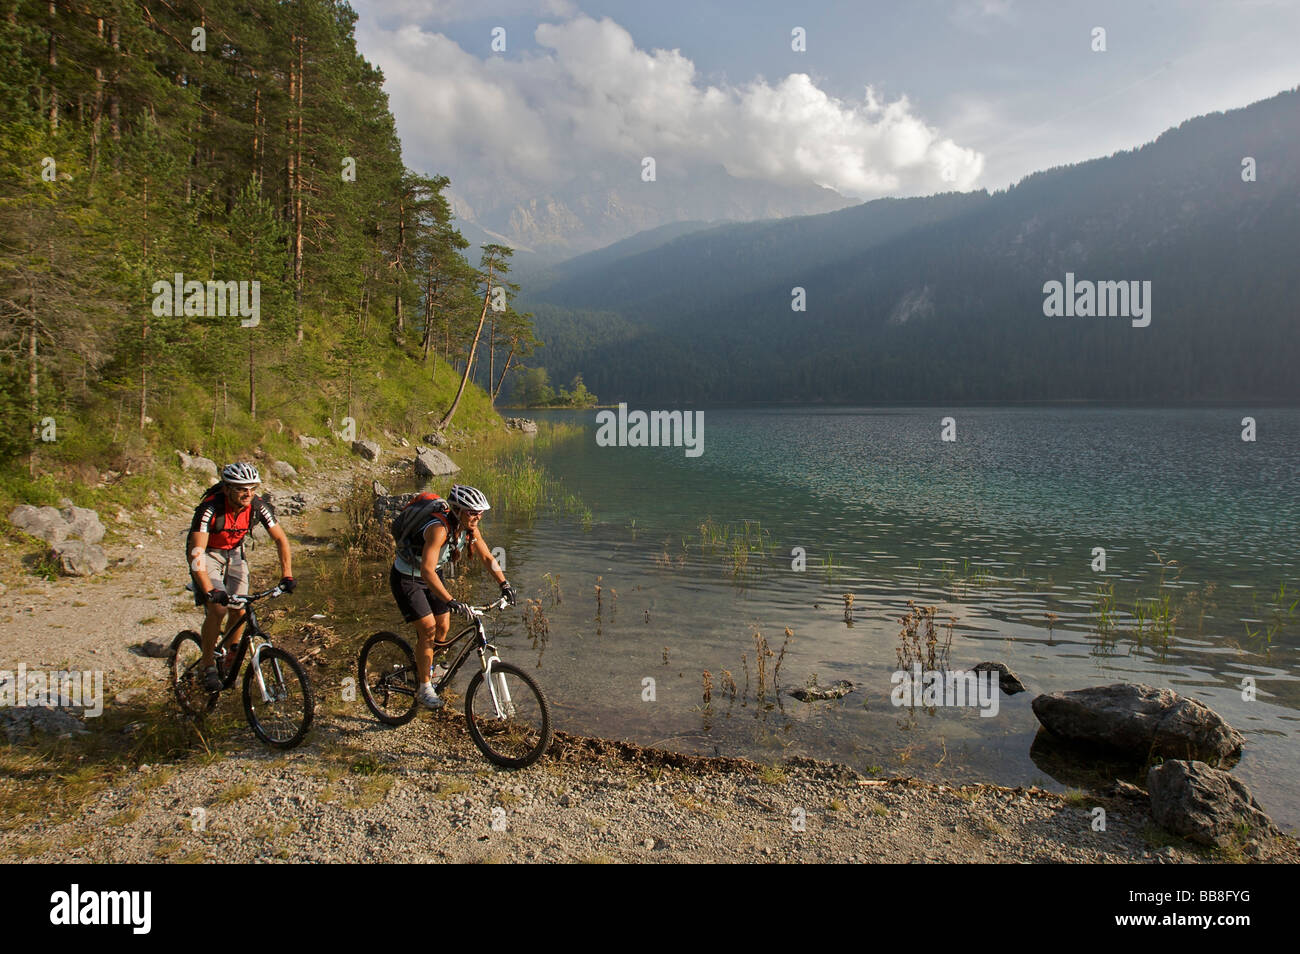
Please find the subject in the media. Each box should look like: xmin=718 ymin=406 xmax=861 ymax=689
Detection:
xmin=504 ymin=417 xmax=538 ymax=434
xmin=1147 ymin=760 xmax=1279 ymax=847
xmin=1031 ymin=683 xmax=1244 ymax=765
xmin=413 ymin=446 xmax=460 ymax=478
xmin=972 ymin=661 xmax=1028 ymax=694
xmin=789 ymin=680 xmax=855 ymax=702
xmin=351 ymin=440 xmax=381 ymax=461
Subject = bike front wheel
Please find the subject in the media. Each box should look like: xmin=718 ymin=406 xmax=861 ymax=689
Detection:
xmin=358 ymin=631 xmax=419 ymax=726
xmin=464 ymin=661 xmax=552 ymax=768
xmin=242 ymin=646 xmax=314 ymax=749
xmin=169 ymin=630 xmax=217 ymax=718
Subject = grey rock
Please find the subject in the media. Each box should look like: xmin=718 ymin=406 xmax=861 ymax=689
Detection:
xmin=972 ymin=661 xmax=1028 ymax=694
xmin=0 ymin=705 xmax=90 ymax=743
xmin=372 ymin=480 xmax=389 ymax=497
xmin=788 ymin=679 xmax=855 ymax=702
xmin=351 ymin=440 xmax=381 ymax=462
xmin=1147 ymin=760 xmax=1280 ymax=847
xmin=52 ymin=540 xmax=109 ymax=576
xmin=1031 ymin=683 xmax=1245 ymax=765
xmin=421 ymin=432 xmax=447 ymax=448
xmin=9 ymin=504 xmax=69 ymax=544
xmin=141 ymin=636 xmax=173 ymax=658
xmin=114 ymin=688 xmax=148 ymax=705
xmin=271 ymin=460 xmax=298 ymax=481
xmin=176 ymin=450 xmax=219 ymax=480
xmin=414 ymin=446 xmax=460 ymax=478
xmin=504 ymin=417 xmax=538 ymax=434
xmin=298 ymin=435 xmax=321 ymax=449
xmin=61 ymin=505 xmax=105 ymax=544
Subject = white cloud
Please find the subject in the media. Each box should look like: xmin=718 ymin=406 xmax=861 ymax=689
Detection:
xmin=358 ymin=12 xmax=984 ymax=202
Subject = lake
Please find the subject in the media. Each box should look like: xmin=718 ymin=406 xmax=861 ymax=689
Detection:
xmin=336 ymin=407 xmax=1300 ymax=831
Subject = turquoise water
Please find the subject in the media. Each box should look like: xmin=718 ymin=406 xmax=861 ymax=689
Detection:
xmin=344 ymin=407 xmax=1300 ymax=831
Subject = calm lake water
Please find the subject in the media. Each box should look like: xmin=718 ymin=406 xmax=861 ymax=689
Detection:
xmin=331 ymin=407 xmax=1300 ymax=831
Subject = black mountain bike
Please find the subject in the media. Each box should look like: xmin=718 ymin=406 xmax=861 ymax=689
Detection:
xmin=169 ymin=584 xmax=315 ymax=749
xmin=358 ymin=595 xmax=552 ymax=768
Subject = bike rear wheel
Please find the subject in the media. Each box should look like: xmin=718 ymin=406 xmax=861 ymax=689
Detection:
xmin=358 ymin=631 xmax=419 ymax=725
xmin=242 ymin=646 xmax=314 ymax=749
xmin=169 ymin=630 xmax=217 ymax=718
xmin=464 ymin=661 xmax=552 ymax=768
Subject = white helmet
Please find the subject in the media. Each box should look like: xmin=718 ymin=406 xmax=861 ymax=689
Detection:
xmin=221 ymin=461 xmax=261 ymax=486
xmin=448 ymin=484 xmax=490 ymax=513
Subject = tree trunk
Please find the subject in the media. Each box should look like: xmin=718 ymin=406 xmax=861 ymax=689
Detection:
xmin=108 ymin=21 xmax=120 ymax=147
xmin=438 ymin=256 xmax=497 ymax=429
xmin=248 ymin=326 xmax=256 ymax=418
xmin=394 ymin=195 xmax=405 ymax=332
xmin=487 ymin=314 xmax=495 ymax=406
xmin=139 ymin=177 xmax=150 ymax=429
xmin=493 ymin=346 xmax=515 ymax=402
xmin=47 ymin=2 xmax=58 ymax=133
xmin=289 ymin=36 xmax=304 ymax=344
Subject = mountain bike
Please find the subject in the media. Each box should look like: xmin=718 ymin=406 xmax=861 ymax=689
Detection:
xmin=358 ymin=595 xmax=552 ymax=768
xmin=169 ymin=584 xmax=315 ymax=749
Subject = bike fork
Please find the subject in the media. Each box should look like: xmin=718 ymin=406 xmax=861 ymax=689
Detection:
xmin=483 ymin=655 xmax=515 ymax=718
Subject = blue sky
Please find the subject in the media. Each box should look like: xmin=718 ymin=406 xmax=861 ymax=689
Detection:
xmin=351 ymin=0 xmax=1300 ymax=206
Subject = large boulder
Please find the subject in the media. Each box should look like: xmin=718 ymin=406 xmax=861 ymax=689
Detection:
xmin=1147 ymin=760 xmax=1280 ymax=847
xmin=52 ymin=540 xmax=109 ymax=576
xmin=176 ymin=449 xmax=219 ymax=480
xmin=351 ymin=439 xmax=381 ymax=462
xmin=414 ymin=446 xmax=459 ymax=478
xmin=298 ymin=434 xmax=321 ymax=449
xmin=271 ymin=460 xmax=298 ymax=481
xmin=421 ymin=432 xmax=447 ymax=448
xmin=1031 ymin=683 xmax=1244 ymax=766
xmin=8 ymin=504 xmax=70 ymax=544
xmin=60 ymin=505 xmax=105 ymax=544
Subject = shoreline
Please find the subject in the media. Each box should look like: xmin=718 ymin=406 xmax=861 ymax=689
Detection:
xmin=1 ymin=438 xmax=1296 ymax=864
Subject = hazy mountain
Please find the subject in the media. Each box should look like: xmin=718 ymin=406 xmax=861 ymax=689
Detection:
xmin=516 ymin=87 xmax=1300 ymax=405
xmin=450 ymin=163 xmax=857 ymax=263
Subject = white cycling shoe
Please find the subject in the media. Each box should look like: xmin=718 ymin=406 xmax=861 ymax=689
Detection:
xmin=416 ymin=683 xmax=444 ymax=710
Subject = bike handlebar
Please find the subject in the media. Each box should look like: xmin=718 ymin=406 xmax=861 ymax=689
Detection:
xmin=226 ymin=585 xmax=285 ymax=608
xmin=465 ymin=595 xmax=511 ymax=617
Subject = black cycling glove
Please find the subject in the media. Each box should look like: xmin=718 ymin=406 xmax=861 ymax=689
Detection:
xmin=500 ymin=580 xmax=517 ymax=606
xmin=448 ymin=600 xmax=470 ymax=618
xmin=279 ymin=576 xmax=297 ymax=594
xmin=206 ymin=588 xmax=229 ymax=606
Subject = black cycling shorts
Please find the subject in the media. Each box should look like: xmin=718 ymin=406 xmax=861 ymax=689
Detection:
xmin=389 ymin=565 xmax=452 ymax=622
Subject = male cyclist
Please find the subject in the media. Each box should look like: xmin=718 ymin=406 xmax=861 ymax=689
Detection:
xmin=389 ymin=484 xmax=515 ymax=709
xmin=188 ymin=462 xmax=295 ymax=691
